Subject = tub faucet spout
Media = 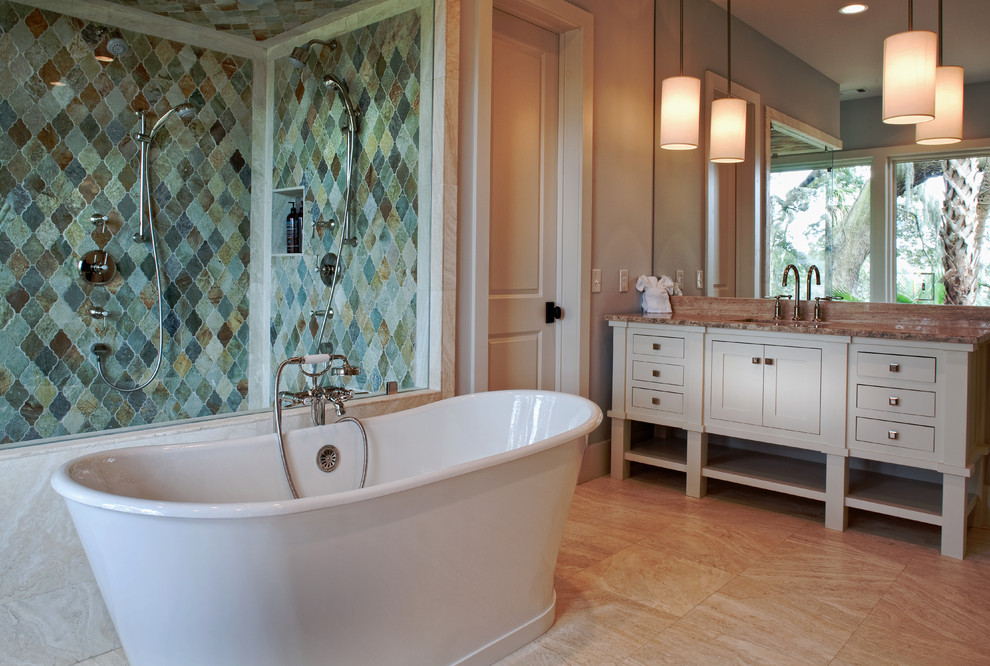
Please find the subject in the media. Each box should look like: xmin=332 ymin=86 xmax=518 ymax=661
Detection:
xmin=325 ymin=386 xmax=355 ymax=416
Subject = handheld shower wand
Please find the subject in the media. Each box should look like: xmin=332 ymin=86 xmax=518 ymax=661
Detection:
xmin=93 ymin=102 xmax=197 ymax=393
xmin=315 ymin=75 xmax=361 ymax=354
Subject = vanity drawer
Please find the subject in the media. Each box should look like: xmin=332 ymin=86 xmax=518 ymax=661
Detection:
xmin=856 ymin=384 xmax=936 ymax=417
xmin=856 ymin=352 xmax=935 ymax=384
xmin=855 ymin=417 xmax=934 ymax=452
xmin=632 ymin=360 xmax=684 ymax=387
xmin=631 ymin=334 xmax=685 ymax=359
xmin=631 ymin=387 xmax=684 ymax=415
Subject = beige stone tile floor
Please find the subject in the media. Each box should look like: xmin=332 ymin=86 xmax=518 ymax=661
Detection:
xmin=495 ymin=468 xmax=990 ymax=666
xmin=78 ymin=468 xmax=990 ymax=665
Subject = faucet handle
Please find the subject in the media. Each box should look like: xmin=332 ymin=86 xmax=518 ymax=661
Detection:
xmin=769 ymin=294 xmax=788 ymax=321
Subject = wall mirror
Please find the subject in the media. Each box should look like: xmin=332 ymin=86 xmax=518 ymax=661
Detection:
xmin=763 ymin=107 xmax=848 ymax=302
xmin=704 ymin=71 xmax=761 ymax=298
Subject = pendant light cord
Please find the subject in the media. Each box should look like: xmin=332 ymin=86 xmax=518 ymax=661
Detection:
xmin=726 ymin=0 xmax=732 ymax=97
xmin=937 ymin=0 xmax=942 ymax=66
xmin=678 ymin=0 xmax=684 ymax=75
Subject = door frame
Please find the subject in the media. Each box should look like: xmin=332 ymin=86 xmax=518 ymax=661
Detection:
xmin=458 ymin=0 xmax=593 ymax=396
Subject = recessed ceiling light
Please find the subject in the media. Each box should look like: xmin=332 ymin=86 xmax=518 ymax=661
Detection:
xmin=839 ymin=4 xmax=869 ymax=14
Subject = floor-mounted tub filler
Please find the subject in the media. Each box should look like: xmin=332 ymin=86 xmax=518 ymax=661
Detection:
xmin=52 ymin=391 xmax=602 ymax=666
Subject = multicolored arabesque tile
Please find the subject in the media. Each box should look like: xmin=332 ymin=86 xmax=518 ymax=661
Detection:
xmin=0 ymin=1 xmax=253 ymax=445
xmin=270 ymin=9 xmax=424 ymax=396
xmin=0 ymin=1 xmax=429 ymax=447
xmin=101 ymin=0 xmax=365 ymax=41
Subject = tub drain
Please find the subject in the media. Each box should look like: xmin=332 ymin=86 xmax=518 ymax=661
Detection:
xmin=316 ymin=445 xmax=340 ymax=473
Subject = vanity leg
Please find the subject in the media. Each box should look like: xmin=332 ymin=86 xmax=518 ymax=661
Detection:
xmin=611 ymin=417 xmax=631 ymax=479
xmin=686 ymin=430 xmax=708 ymax=498
xmin=825 ymin=454 xmax=848 ymax=531
xmin=973 ymin=456 xmax=987 ymax=528
xmin=941 ymin=472 xmax=968 ymax=559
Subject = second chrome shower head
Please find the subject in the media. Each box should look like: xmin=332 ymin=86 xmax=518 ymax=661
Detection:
xmin=288 ymin=39 xmax=338 ymax=69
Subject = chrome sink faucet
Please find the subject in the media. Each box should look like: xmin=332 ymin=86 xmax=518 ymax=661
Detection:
xmin=782 ymin=264 xmax=801 ymax=320
xmin=806 ymin=265 xmax=820 ymax=301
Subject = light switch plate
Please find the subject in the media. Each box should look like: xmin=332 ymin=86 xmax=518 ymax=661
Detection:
xmin=619 ymin=269 xmax=628 ymax=292
xmin=675 ymin=269 xmax=684 ymax=289
xmin=591 ymin=268 xmax=602 ymax=293
xmin=696 ymin=269 xmax=704 ymax=289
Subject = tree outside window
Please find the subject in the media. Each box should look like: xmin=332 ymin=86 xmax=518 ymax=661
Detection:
xmin=767 ymin=162 xmax=872 ymax=301
xmin=895 ymin=155 xmax=990 ymax=305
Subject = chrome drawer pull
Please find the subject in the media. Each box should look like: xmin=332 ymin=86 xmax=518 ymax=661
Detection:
xmin=889 ymin=363 xmax=900 ymax=372
xmin=888 ymin=430 xmax=899 ymax=440
xmin=752 ymin=357 xmax=762 ymax=364
xmin=651 ymin=397 xmax=661 ymax=406
xmin=652 ymin=370 xmax=660 ymax=377
xmin=652 ymin=343 xmax=661 ymax=351
xmin=889 ymin=396 xmax=899 ymax=406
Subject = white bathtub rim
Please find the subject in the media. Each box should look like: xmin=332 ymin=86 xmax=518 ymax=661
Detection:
xmin=51 ymin=390 xmax=602 ymax=520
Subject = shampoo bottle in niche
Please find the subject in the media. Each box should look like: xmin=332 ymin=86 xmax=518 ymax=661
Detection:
xmin=286 ymin=204 xmax=300 ymax=253
xmin=296 ymin=201 xmax=304 ymax=243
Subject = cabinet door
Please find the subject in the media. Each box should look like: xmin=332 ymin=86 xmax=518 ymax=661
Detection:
xmin=710 ymin=341 xmax=764 ymax=426
xmin=763 ymin=345 xmax=821 ymax=434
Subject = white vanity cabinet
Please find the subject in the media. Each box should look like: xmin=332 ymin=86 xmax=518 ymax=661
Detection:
xmin=841 ymin=339 xmax=988 ymax=558
xmin=609 ymin=321 xmax=706 ymax=496
xmin=607 ymin=314 xmax=988 ymax=558
xmin=704 ymin=331 xmax=847 ymax=453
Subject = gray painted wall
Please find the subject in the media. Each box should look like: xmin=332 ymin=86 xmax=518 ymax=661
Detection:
xmin=841 ymin=80 xmax=990 ymax=151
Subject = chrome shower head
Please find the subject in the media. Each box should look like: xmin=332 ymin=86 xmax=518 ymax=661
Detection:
xmin=288 ymin=39 xmax=338 ymax=70
xmin=173 ymin=102 xmax=196 ymax=119
xmin=323 ymin=74 xmax=359 ymax=133
xmin=138 ymin=102 xmax=198 ymax=142
xmin=106 ymin=37 xmax=129 ymax=56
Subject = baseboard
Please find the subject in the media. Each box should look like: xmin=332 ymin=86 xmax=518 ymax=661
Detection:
xmin=578 ymin=438 xmax=609 ymax=483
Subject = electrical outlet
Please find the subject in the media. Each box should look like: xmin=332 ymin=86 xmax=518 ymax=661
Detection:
xmin=619 ymin=269 xmax=629 ymax=293
xmin=591 ymin=268 xmax=602 ymax=293
xmin=696 ymin=269 xmax=704 ymax=289
xmin=675 ymin=269 xmax=684 ymax=289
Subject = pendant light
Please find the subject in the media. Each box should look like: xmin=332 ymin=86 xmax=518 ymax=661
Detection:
xmin=710 ymin=0 xmax=745 ymax=163
xmin=917 ymin=0 xmax=963 ymax=144
xmin=882 ymin=0 xmax=937 ymax=124
xmin=659 ymin=0 xmax=700 ymax=150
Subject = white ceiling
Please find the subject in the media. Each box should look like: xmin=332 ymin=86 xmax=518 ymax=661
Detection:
xmin=709 ymin=0 xmax=990 ymax=100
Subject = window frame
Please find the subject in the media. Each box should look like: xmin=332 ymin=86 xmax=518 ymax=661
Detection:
xmin=767 ymin=152 xmax=874 ymax=301
xmin=767 ymin=138 xmax=990 ymax=303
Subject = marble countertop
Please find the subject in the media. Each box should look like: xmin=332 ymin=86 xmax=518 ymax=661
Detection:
xmin=606 ymin=297 xmax=990 ymax=346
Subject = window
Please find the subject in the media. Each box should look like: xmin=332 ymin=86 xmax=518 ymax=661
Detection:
xmin=767 ymin=161 xmax=872 ymax=300
xmin=894 ymin=154 xmax=990 ymax=305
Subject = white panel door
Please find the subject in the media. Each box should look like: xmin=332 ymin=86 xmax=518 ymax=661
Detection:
xmin=488 ymin=9 xmax=559 ymax=391
xmin=763 ymin=345 xmax=822 ymax=434
xmin=709 ymin=340 xmax=764 ymax=426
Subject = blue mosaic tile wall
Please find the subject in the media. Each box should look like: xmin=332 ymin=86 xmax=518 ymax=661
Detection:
xmin=271 ymin=10 xmax=423 ymax=394
xmin=0 ymin=2 xmax=253 ymax=446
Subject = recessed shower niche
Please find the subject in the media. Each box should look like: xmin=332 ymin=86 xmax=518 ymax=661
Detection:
xmin=272 ymin=186 xmax=306 ymax=256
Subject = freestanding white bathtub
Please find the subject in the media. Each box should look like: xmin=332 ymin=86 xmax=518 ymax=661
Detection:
xmin=52 ymin=390 xmax=602 ymax=666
